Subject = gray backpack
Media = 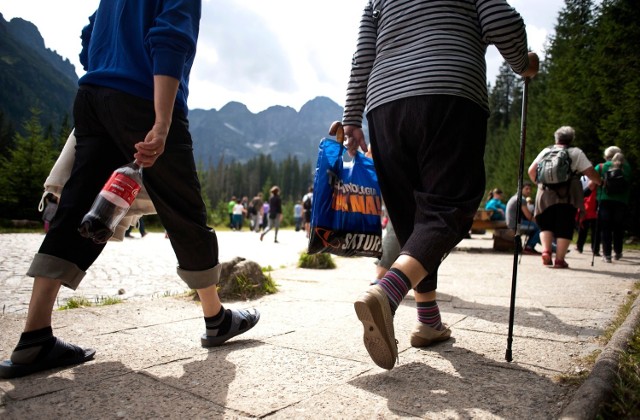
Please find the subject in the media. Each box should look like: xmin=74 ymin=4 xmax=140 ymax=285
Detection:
xmin=536 ymin=147 xmax=573 ymax=187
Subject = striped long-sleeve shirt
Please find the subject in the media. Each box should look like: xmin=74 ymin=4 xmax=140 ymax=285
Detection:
xmin=343 ymin=0 xmax=530 ymax=126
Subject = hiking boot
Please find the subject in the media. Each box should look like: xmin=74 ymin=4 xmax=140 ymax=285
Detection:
xmin=354 ymin=285 xmax=398 ymax=370
xmin=614 ymin=253 xmax=622 ymax=261
xmin=603 ymin=256 xmax=612 ymax=263
xmin=410 ymin=323 xmax=452 ymax=348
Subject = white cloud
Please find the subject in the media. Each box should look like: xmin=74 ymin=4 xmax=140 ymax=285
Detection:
xmin=2 ymin=0 xmax=568 ymax=113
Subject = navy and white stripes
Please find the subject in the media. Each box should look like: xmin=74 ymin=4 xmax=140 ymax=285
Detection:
xmin=343 ymin=0 xmax=530 ymax=126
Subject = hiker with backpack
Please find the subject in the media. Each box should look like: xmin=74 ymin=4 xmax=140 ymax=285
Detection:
xmin=527 ymin=126 xmax=601 ymax=268
xmin=595 ymin=146 xmax=632 ymax=263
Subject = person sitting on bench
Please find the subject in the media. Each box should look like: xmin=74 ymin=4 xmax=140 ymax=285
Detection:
xmin=485 ymin=188 xmax=507 ymax=221
xmin=506 ymin=182 xmax=541 ymax=254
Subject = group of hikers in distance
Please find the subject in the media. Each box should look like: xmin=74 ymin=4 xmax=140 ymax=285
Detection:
xmin=485 ymin=130 xmax=632 ymax=269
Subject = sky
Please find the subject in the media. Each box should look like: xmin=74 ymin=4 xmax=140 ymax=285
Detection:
xmin=3 ymin=0 xmax=567 ymax=114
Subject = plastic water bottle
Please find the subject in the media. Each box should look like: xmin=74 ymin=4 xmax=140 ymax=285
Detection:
xmin=78 ymin=161 xmax=143 ymax=244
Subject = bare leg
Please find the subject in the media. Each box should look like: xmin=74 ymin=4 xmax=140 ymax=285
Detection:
xmin=414 ymin=290 xmax=437 ymax=303
xmin=554 ymin=238 xmax=571 ymax=261
xmin=390 ymin=254 xmax=427 ymax=288
xmin=196 ymin=284 xmax=223 ymax=318
xmin=24 ymin=277 xmax=62 ymax=332
xmin=540 ymin=231 xmax=554 ymax=252
xmin=375 ymin=264 xmax=388 ymax=280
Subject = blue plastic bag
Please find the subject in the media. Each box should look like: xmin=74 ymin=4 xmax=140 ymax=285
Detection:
xmin=308 ymin=136 xmax=382 ymax=258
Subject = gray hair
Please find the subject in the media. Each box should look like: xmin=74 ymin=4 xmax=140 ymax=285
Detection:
xmin=554 ymin=126 xmax=575 ymax=145
xmin=604 ymin=146 xmax=622 ymax=161
xmin=611 ymin=152 xmax=625 ymax=167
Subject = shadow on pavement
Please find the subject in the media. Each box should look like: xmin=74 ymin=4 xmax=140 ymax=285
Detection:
xmin=349 ymin=339 xmax=568 ymax=419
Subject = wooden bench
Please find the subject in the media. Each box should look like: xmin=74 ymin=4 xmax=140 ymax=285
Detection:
xmin=471 ymin=210 xmax=506 ymax=231
xmin=471 ymin=210 xmax=515 ymax=251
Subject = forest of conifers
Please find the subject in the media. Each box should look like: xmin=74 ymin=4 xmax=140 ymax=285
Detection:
xmin=0 ymin=0 xmax=637 ymax=234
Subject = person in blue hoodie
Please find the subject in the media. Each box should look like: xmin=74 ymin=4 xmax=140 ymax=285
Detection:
xmin=0 ymin=0 xmax=259 ymax=380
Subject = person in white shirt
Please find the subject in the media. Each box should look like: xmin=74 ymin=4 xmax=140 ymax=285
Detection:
xmin=528 ymin=126 xmax=601 ymax=268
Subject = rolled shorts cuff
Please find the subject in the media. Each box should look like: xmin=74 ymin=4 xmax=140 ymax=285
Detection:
xmin=177 ymin=264 xmax=222 ymax=290
xmin=26 ymin=253 xmax=86 ymax=290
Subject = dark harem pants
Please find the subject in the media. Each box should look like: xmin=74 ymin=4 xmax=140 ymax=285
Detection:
xmin=28 ymin=85 xmax=221 ymax=290
xmin=367 ymin=95 xmax=488 ymax=293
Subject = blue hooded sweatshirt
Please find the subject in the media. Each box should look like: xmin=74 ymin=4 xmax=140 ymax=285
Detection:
xmin=79 ymin=0 xmax=200 ymax=117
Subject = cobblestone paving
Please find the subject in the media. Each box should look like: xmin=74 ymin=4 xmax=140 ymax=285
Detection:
xmin=0 ymin=230 xmax=312 ymax=314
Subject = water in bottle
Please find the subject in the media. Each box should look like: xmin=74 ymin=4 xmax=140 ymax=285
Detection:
xmin=78 ymin=162 xmax=143 ymax=244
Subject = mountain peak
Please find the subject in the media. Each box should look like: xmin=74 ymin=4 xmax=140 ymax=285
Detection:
xmin=7 ymin=17 xmax=46 ymax=50
xmin=219 ymin=101 xmax=251 ymax=114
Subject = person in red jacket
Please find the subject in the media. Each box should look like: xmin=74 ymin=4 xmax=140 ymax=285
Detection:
xmin=575 ymin=177 xmax=599 ymax=255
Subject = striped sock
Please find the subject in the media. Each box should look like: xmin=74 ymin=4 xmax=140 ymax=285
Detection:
xmin=204 ymin=306 xmax=230 ymax=337
xmin=377 ymin=267 xmax=412 ymax=314
xmin=417 ymin=301 xmax=443 ymax=330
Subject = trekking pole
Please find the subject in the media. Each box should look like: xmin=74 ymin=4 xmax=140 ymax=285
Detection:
xmin=506 ymin=77 xmax=530 ymax=363
xmin=591 ymin=199 xmax=600 ymax=267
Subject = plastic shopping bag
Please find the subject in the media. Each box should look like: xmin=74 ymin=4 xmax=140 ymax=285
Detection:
xmin=307 ymin=124 xmax=382 ymax=258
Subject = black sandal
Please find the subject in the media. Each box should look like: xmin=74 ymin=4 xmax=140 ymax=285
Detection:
xmin=0 ymin=337 xmax=96 ymax=379
xmin=201 ymin=308 xmax=260 ymax=347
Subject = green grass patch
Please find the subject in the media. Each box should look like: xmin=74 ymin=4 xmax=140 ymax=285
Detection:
xmin=298 ymin=252 xmax=336 ymax=269
xmin=159 ymin=289 xmax=193 ymax=298
xmin=261 ymin=273 xmax=278 ymax=295
xmin=228 ymin=273 xmax=278 ymax=299
xmin=58 ymin=296 xmax=93 ymax=310
xmin=597 ymin=282 xmax=640 ymax=419
xmin=555 ymin=282 xmax=640 ymax=412
xmin=58 ymin=295 xmax=123 ymax=310
xmin=97 ymin=296 xmax=123 ymax=306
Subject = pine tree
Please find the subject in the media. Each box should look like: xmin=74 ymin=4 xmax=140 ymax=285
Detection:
xmin=486 ymin=62 xmax=525 ymax=197
xmin=592 ymin=0 xmax=640 ymax=165
xmin=543 ymin=0 xmax=601 ymax=161
xmin=0 ymin=110 xmax=16 ymax=158
xmin=488 ymin=62 xmax=519 ymax=131
xmin=0 ymin=109 xmax=56 ymax=220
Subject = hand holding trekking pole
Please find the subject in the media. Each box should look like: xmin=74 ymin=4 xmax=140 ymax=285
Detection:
xmin=521 ymin=52 xmax=540 ymax=78
xmin=506 ymin=52 xmax=539 ymax=363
